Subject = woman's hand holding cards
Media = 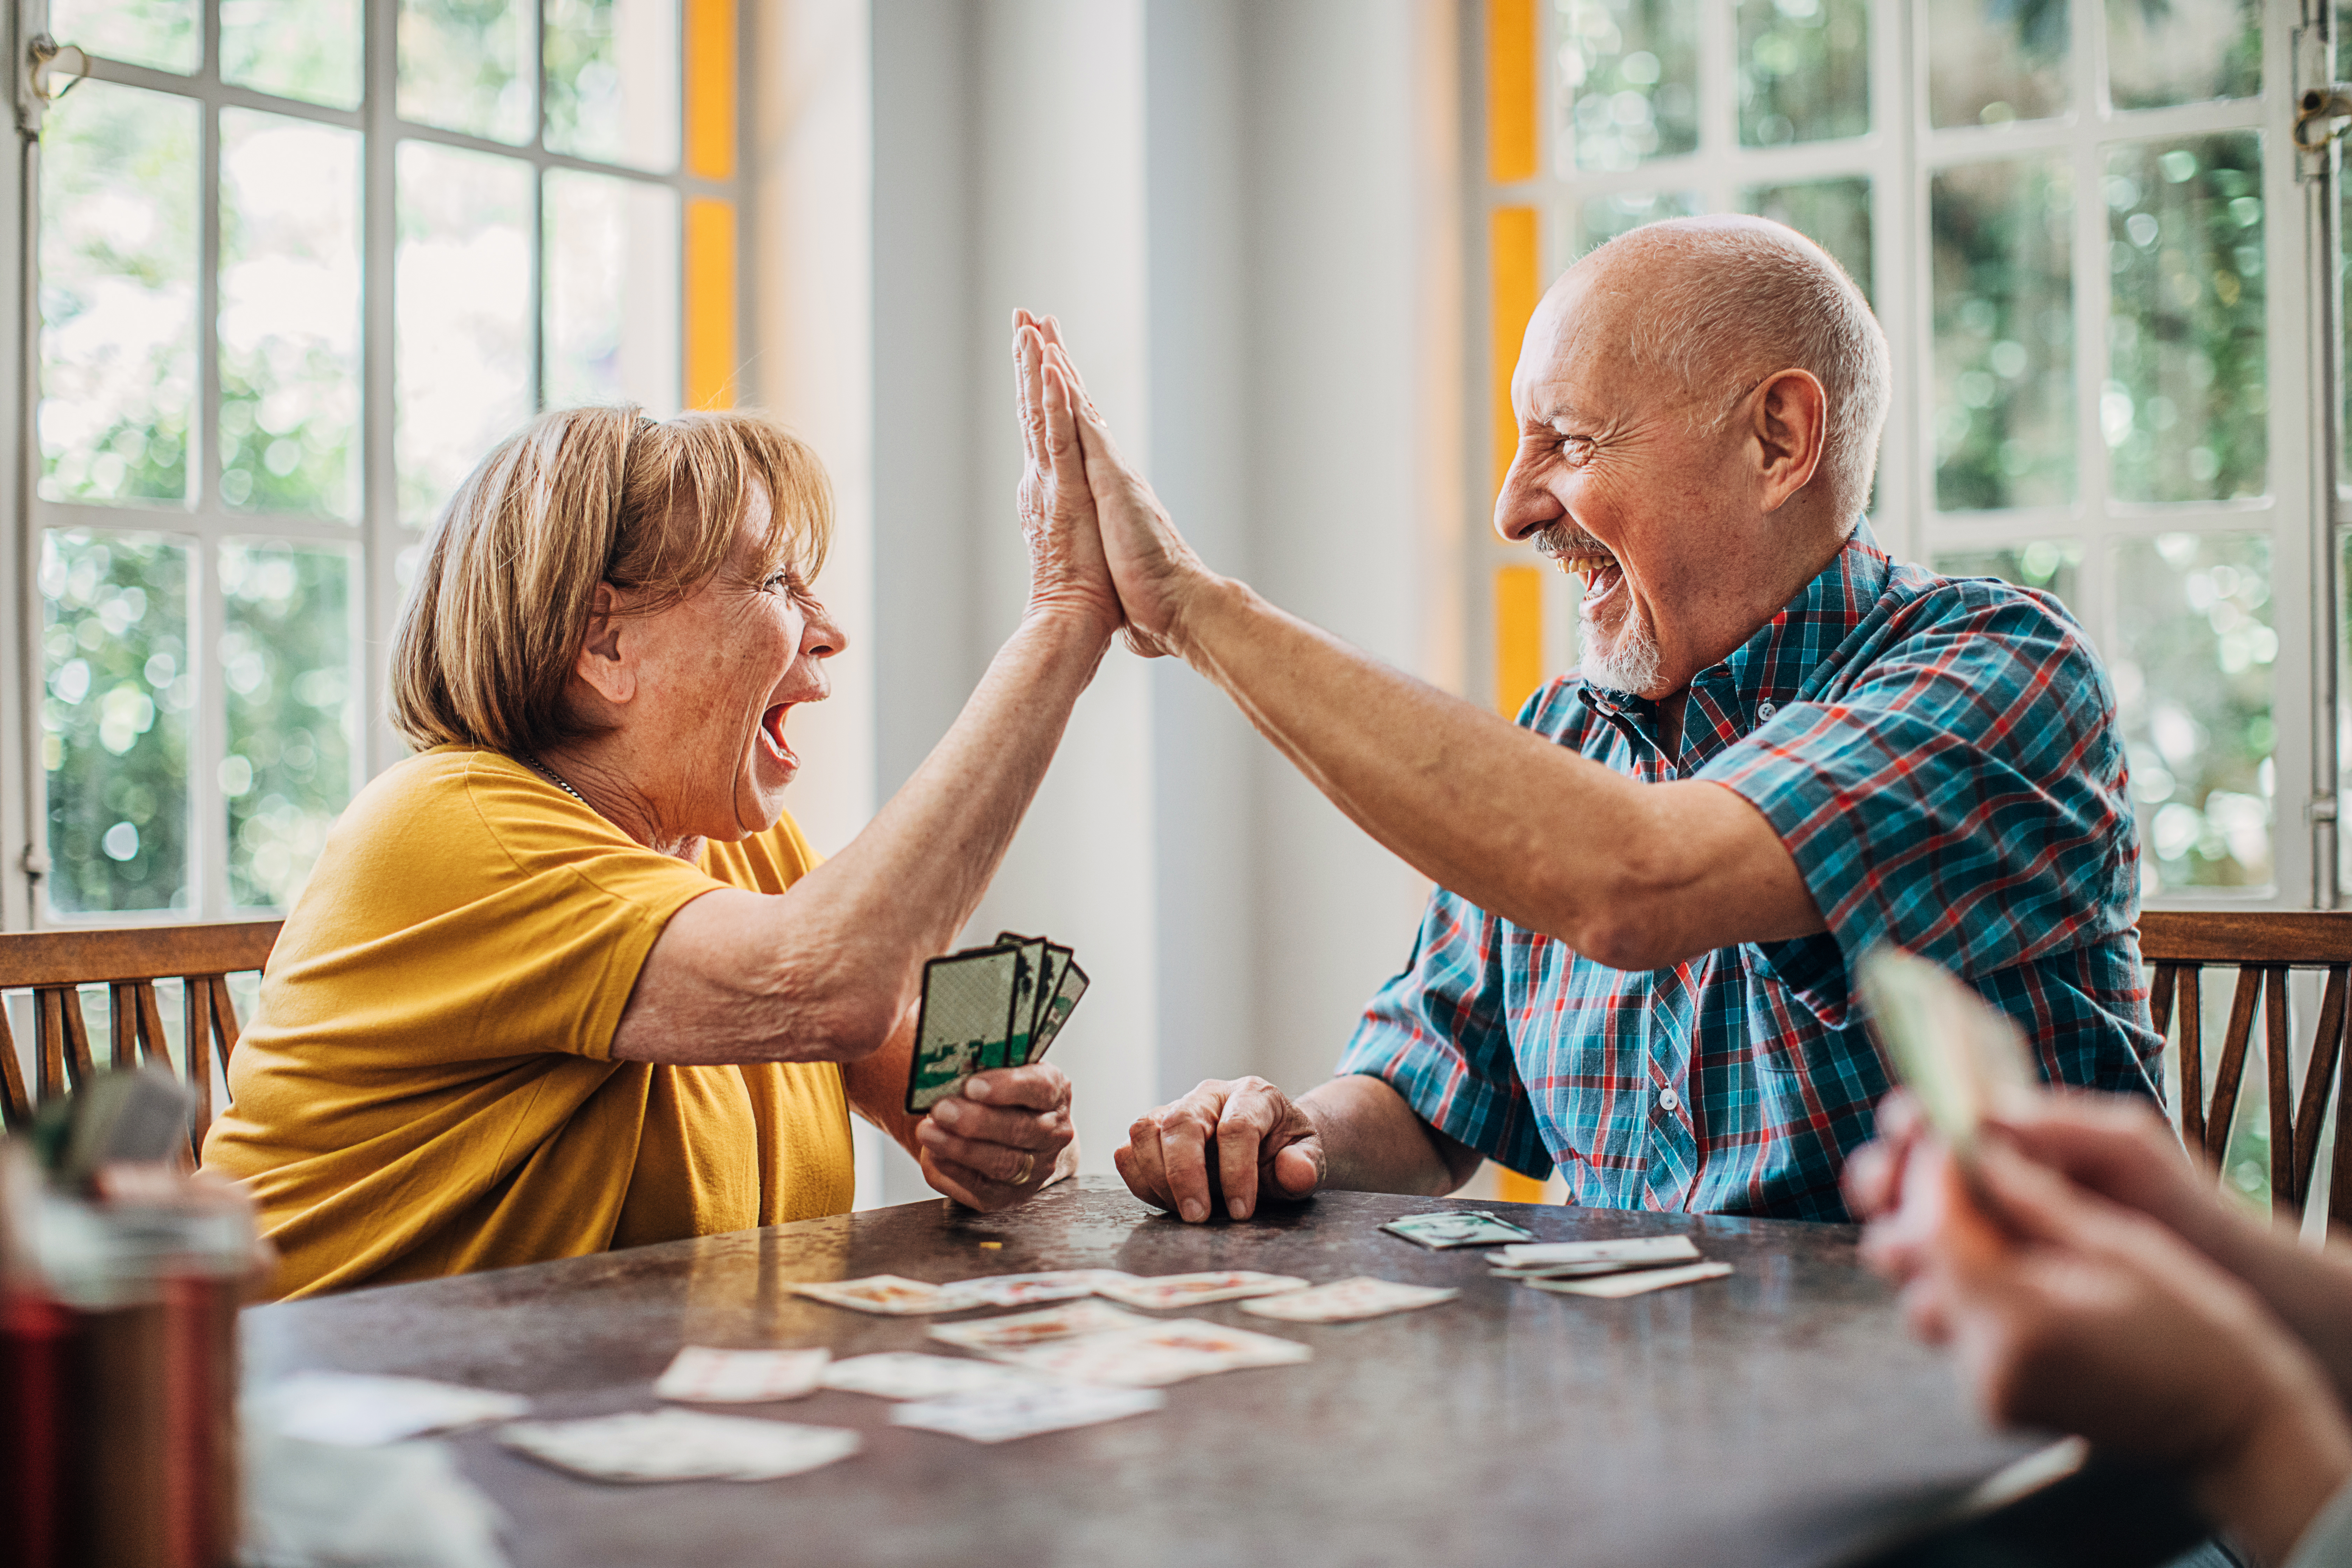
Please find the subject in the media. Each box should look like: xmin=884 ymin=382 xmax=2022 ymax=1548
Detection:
xmin=916 ymin=1064 xmax=1078 ymax=1212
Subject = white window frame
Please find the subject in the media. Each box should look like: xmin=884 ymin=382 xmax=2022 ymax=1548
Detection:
xmin=4 ymin=0 xmax=748 ymax=928
xmin=1470 ymin=0 xmax=2337 ymax=910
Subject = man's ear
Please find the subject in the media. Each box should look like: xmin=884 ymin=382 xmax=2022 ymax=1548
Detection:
xmin=571 ymin=583 xmax=636 ymax=707
xmin=1750 ymin=368 xmax=1827 ymax=514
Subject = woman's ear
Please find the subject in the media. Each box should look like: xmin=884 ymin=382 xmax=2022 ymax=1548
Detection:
xmin=572 ymin=583 xmax=636 ymax=707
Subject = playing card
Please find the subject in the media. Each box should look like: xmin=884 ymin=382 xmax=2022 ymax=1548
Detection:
xmin=905 ymin=948 xmax=1020 ymax=1113
xmin=1237 ymin=1277 xmax=1460 ymax=1323
xmin=498 ymin=1409 xmax=860 ymax=1483
xmin=1857 ymin=943 xmax=2038 ymax=1163
xmin=927 ymin=1298 xmax=1150 ymax=1353
xmin=653 ymin=1346 xmax=830 ymax=1404
xmin=951 ymin=1269 xmax=1139 ymax=1309
xmin=888 ymin=1383 xmax=1166 ymax=1444
xmin=821 ymin=1352 xmax=1046 ymax=1401
xmin=251 ymin=1371 xmax=530 ymax=1447
xmin=994 ymin=937 xmax=1050 ymax=1069
xmin=788 ymin=1275 xmax=981 ymax=1316
xmin=1028 ymin=957 xmax=1088 ymax=1063
xmin=1379 ymin=1211 xmax=1538 ymax=1249
xmin=1524 ymin=1259 xmax=1734 ymax=1298
xmin=1491 ymin=1236 xmax=1701 ymax=1275
xmin=993 ymin=1320 xmax=1312 ymax=1387
xmin=1092 ymin=1271 xmax=1311 ymax=1310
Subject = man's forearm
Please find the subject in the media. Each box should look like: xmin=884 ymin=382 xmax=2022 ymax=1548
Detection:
xmin=1299 ymin=1074 xmax=1481 ymax=1197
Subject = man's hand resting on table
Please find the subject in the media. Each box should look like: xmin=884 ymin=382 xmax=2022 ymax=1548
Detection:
xmin=1116 ymin=1078 xmax=1329 ymax=1223
xmin=913 ymin=1064 xmax=1080 ymax=1212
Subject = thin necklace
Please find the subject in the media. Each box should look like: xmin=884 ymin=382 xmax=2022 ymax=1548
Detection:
xmin=524 ymin=754 xmax=588 ymax=805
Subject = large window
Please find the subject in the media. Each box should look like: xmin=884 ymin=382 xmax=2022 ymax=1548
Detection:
xmin=1476 ymin=0 xmax=2319 ymax=910
xmin=25 ymin=0 xmax=743 ymax=923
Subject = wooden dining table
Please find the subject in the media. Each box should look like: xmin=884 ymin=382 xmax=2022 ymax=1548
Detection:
xmin=241 ymin=1177 xmax=2121 ymax=1567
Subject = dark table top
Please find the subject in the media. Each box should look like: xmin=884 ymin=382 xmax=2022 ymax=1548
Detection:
xmin=242 ymin=1178 xmax=2040 ymax=1568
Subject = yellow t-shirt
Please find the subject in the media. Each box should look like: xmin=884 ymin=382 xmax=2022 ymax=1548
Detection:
xmin=202 ymin=747 xmax=856 ymax=1298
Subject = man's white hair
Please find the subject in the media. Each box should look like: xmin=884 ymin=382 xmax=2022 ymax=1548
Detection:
xmin=1590 ymin=216 xmax=1892 ymax=526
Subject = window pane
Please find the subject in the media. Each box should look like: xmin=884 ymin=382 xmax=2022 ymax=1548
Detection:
xmin=2106 ymin=0 xmax=2259 ymax=111
xmin=222 ymin=543 xmax=355 ymax=911
xmin=1742 ymin=176 xmax=1872 ymax=304
xmin=1735 ymin=0 xmax=1867 ymax=147
xmin=1931 ymin=158 xmax=2074 ymax=513
xmin=1556 ymin=0 xmax=1699 ymax=173
xmin=1932 ymin=540 xmax=2082 ymax=610
xmin=50 ymin=0 xmax=197 ymax=75
xmin=2102 ymin=133 xmax=2266 ymax=504
xmin=546 ymin=170 xmax=681 ymax=411
xmin=398 ymin=0 xmax=534 ymax=145
xmin=1572 ymin=189 xmax=1699 ymax=257
xmin=397 ymin=141 xmax=533 ymax=525
xmin=40 ymin=531 xmax=192 ymax=915
xmin=545 ymin=0 xmax=682 ymax=172
xmin=2114 ymin=532 xmax=2275 ymax=895
xmin=222 ymin=0 xmax=363 ymax=108
xmin=221 ymin=110 xmax=361 ymax=520
xmin=38 ymin=80 xmax=198 ymax=507
xmin=1927 ymin=0 xmax=2069 ymax=128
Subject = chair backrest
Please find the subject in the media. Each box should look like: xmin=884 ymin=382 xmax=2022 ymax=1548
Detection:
xmin=2138 ymin=909 xmax=2352 ymax=1226
xmin=0 ymin=921 xmax=281 ymax=1156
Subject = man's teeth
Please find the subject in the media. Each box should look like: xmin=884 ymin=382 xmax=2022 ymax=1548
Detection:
xmin=1557 ymin=553 xmax=1615 ymax=575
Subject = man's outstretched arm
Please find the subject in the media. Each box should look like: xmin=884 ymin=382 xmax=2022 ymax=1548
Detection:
xmin=1115 ymin=1073 xmax=1488 ymax=1222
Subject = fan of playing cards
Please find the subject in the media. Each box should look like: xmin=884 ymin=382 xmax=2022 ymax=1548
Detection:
xmin=906 ymin=931 xmax=1089 ymax=1113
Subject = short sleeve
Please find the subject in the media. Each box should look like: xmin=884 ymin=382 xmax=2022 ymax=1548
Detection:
xmin=1334 ymin=886 xmax=1554 ymax=1180
xmin=1699 ymin=583 xmax=2132 ymax=1027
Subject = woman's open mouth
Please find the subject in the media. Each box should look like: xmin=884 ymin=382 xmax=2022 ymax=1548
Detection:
xmin=759 ymin=703 xmax=798 ymax=768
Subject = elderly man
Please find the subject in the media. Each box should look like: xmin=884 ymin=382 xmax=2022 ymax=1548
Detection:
xmin=1019 ymin=214 xmax=2160 ymax=1224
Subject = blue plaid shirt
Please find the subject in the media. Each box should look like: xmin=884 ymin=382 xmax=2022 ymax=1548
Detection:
xmin=1335 ymin=524 xmax=2163 ymax=1220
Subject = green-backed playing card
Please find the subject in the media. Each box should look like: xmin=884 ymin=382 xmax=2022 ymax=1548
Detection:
xmin=1028 ymin=956 xmax=1086 ymax=1064
xmin=993 ymin=938 xmax=1050 ymax=1069
xmin=1856 ymin=944 xmax=2037 ymax=1163
xmin=905 ymin=948 xmax=1021 ymax=1114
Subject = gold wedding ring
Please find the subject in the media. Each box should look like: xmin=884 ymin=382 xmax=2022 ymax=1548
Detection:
xmin=1012 ymin=1152 xmax=1036 ymax=1185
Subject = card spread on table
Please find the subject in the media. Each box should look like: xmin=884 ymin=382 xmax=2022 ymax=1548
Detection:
xmin=1490 ymin=1237 xmax=1702 ymax=1278
xmin=499 ymin=1409 xmax=860 ymax=1484
xmin=951 ymin=1269 xmax=1139 ymax=1309
xmin=1379 ymin=1211 xmax=1538 ymax=1250
xmin=1856 ymin=943 xmax=2036 ymax=1163
xmin=1237 ymin=1277 xmax=1460 ymax=1323
xmin=994 ymin=1319 xmax=1312 ymax=1387
xmin=889 ymin=1382 xmax=1166 ymax=1444
xmin=1525 ymin=1260 xmax=1734 ymax=1298
xmin=821 ymin=1352 xmax=1046 ymax=1401
xmin=1092 ymin=1271 xmax=1310 ymax=1310
xmin=788 ymin=1275 xmax=980 ymax=1316
xmin=653 ymin=1346 xmax=830 ymax=1404
xmin=252 ymin=1371 xmax=530 ymax=1447
xmin=928 ymin=1298 xmax=1150 ymax=1353
xmin=905 ymin=935 xmax=1090 ymax=1112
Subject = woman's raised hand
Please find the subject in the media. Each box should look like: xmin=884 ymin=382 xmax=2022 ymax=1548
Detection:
xmin=1012 ymin=311 xmax=1121 ymax=643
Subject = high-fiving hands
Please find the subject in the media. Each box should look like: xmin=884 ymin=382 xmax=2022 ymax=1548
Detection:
xmin=1010 ymin=312 xmax=1122 ymax=646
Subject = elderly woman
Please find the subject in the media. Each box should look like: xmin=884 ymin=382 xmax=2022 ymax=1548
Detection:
xmin=204 ymin=330 xmax=1112 ymax=1297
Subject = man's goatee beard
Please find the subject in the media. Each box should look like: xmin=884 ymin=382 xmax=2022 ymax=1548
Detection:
xmin=1578 ymin=607 xmax=1661 ymax=696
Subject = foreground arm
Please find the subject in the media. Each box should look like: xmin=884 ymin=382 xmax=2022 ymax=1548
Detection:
xmin=612 ymin=331 xmax=1113 ymax=1066
xmin=1116 ymin=1074 xmax=1484 ymax=1222
xmin=843 ymin=1015 xmax=1080 ymax=1212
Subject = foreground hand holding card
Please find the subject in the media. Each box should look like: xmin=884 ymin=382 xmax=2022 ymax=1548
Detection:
xmin=654 ymin=1346 xmax=830 ymax=1404
xmin=1237 ymin=1277 xmax=1459 ymax=1323
xmin=788 ymin=1275 xmax=980 ymax=1315
xmin=889 ymin=1383 xmax=1165 ymax=1444
xmin=1092 ymin=1270 xmax=1310 ymax=1310
xmin=927 ymin=1298 xmax=1150 ymax=1353
xmin=993 ymin=1320 xmax=1312 ymax=1387
xmin=822 ymin=1352 xmax=1047 ymax=1401
xmin=499 ymin=1409 xmax=860 ymax=1483
xmin=252 ymin=1371 xmax=530 ymax=1446
xmin=1524 ymin=1260 xmax=1734 ymax=1298
xmin=1856 ymin=943 xmax=2037 ymax=1166
xmin=1379 ymin=1211 xmax=1537 ymax=1250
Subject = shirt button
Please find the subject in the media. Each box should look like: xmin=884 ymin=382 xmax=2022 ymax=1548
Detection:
xmin=1657 ymin=1087 xmax=1682 ymax=1113
xmin=1757 ymin=701 xmax=1778 ymax=720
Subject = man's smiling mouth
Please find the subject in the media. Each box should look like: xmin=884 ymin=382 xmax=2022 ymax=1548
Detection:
xmin=1533 ymin=526 xmax=1623 ymax=601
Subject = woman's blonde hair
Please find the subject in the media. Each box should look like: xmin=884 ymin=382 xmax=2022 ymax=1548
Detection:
xmin=392 ymin=405 xmax=833 ymax=756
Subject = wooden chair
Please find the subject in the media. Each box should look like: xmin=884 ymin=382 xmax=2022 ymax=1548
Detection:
xmin=0 ymin=921 xmax=281 ymax=1155
xmin=2140 ymin=909 xmax=2352 ymax=1224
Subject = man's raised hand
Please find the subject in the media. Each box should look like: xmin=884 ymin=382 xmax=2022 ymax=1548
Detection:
xmin=1115 ymin=1077 xmax=1327 ymax=1222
